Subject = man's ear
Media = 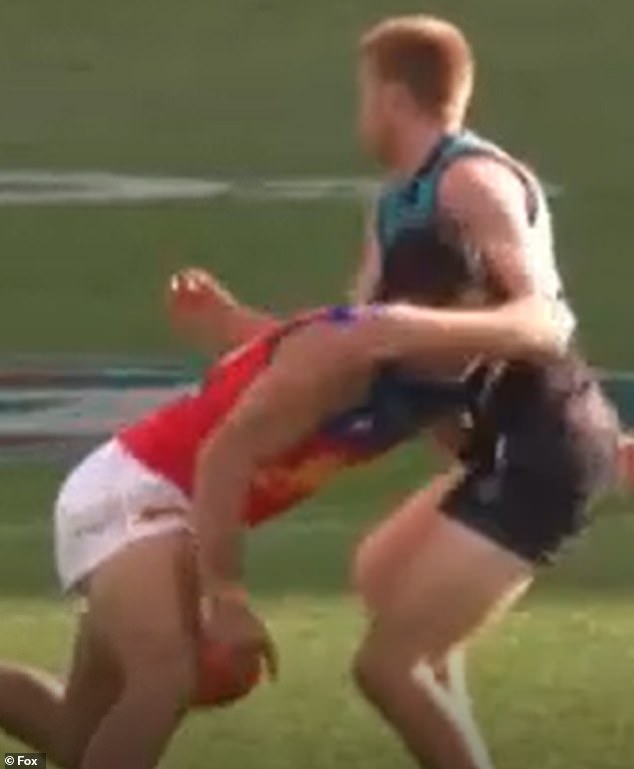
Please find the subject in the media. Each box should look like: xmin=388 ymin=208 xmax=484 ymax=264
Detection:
xmin=389 ymin=80 xmax=421 ymax=118
xmin=383 ymin=80 xmax=407 ymax=116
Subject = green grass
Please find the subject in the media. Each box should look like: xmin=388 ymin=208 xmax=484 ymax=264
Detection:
xmin=0 ymin=202 xmax=359 ymax=353
xmin=1 ymin=0 xmax=634 ymax=362
xmin=1 ymin=0 xmax=634 ymax=766
xmin=1 ymin=460 xmax=634 ymax=769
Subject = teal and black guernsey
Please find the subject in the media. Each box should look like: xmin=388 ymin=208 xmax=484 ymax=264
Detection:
xmin=374 ymin=130 xmax=541 ymax=305
xmin=371 ymin=130 xmax=549 ymax=433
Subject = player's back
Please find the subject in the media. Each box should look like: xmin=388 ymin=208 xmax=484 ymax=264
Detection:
xmin=118 ymin=306 xmax=471 ymax=522
xmin=118 ymin=325 xmax=275 ymax=495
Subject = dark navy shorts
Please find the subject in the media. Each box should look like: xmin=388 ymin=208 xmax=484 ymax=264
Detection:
xmin=440 ymin=358 xmax=620 ymax=564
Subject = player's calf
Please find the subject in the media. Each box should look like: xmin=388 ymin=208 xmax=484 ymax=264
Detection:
xmin=352 ymin=515 xmax=532 ymax=769
xmin=0 ymin=665 xmax=63 ymax=758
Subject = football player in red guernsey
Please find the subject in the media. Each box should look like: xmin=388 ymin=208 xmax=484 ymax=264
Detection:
xmin=0 ymin=266 xmax=563 ymax=769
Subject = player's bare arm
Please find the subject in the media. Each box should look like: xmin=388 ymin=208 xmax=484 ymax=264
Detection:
xmin=192 ymin=323 xmax=370 ymax=670
xmin=193 ymin=324 xmax=368 ymax=587
xmin=356 ymin=298 xmax=566 ymax=371
xmin=437 ymin=155 xmax=571 ymax=350
xmin=617 ymin=432 xmax=634 ymax=490
xmin=168 ymin=268 xmax=277 ymax=354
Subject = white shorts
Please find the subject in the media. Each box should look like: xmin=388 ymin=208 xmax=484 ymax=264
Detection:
xmin=54 ymin=439 xmax=191 ymax=593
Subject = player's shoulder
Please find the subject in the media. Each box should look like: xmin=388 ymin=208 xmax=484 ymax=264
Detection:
xmin=437 ymin=152 xmax=532 ymax=227
xmin=275 ymin=305 xmax=380 ymax=372
xmin=440 ymin=132 xmax=541 ymax=211
xmin=285 ymin=305 xmax=364 ymax=329
xmin=440 ymin=153 xmax=526 ymax=203
xmin=276 ymin=305 xmax=352 ymax=346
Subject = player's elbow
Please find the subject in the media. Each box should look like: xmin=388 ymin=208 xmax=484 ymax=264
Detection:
xmin=516 ymin=295 xmax=572 ymax=360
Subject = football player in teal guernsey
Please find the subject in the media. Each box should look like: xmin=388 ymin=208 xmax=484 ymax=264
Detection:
xmin=150 ymin=16 xmax=617 ymax=769
xmin=348 ymin=15 xmax=615 ymax=769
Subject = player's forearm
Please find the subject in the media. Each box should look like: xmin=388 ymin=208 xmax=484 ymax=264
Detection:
xmin=205 ymin=276 xmax=276 ymax=347
xmin=374 ymin=298 xmax=566 ymax=363
xmin=168 ymin=269 xmax=278 ymax=354
xmin=193 ymin=437 xmax=253 ymax=593
xmin=199 ymin=303 xmax=277 ymax=352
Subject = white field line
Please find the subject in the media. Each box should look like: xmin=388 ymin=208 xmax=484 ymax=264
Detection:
xmin=599 ymin=369 xmax=634 ymax=382
xmin=0 ymin=170 xmax=563 ymax=206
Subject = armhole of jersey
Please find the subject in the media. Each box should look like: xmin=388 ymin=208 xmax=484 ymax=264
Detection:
xmin=263 ymin=307 xmax=352 ymax=367
xmin=264 ymin=315 xmax=312 ymax=367
xmin=431 ymin=147 xmax=540 ymax=226
xmin=265 ymin=304 xmax=379 ymax=366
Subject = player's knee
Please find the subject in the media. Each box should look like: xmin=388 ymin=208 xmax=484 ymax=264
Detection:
xmin=354 ymin=643 xmax=452 ymax=718
xmin=352 ymin=635 xmax=398 ymax=705
xmin=353 ymin=627 xmax=444 ymax=705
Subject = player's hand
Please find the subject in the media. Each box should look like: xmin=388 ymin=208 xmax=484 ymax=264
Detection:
xmin=617 ymin=433 xmax=634 ymax=491
xmin=166 ymin=267 xmax=229 ymax=335
xmin=206 ymin=595 xmax=278 ymax=681
xmin=514 ymin=293 xmax=572 ymax=358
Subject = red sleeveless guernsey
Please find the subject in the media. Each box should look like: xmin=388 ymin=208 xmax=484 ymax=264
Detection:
xmin=118 ymin=307 xmax=467 ymax=526
xmin=118 ymin=311 xmax=369 ymax=526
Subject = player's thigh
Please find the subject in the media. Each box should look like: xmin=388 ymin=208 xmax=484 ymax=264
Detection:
xmin=87 ymin=530 xmax=199 ymax=685
xmin=353 ymin=468 xmax=463 ymax=610
xmin=361 ymin=515 xmax=533 ymax=669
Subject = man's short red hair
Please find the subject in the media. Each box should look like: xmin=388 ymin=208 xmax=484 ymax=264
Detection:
xmin=360 ymin=16 xmax=474 ymax=123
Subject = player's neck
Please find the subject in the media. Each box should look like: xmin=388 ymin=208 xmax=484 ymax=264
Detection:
xmin=388 ymin=119 xmax=461 ymax=180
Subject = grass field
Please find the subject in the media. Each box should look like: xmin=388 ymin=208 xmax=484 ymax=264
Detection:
xmin=1 ymin=0 xmax=634 ymax=767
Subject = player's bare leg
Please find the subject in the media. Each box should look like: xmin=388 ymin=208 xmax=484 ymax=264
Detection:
xmin=0 ymin=530 xmax=195 ymax=769
xmin=55 ymin=610 xmax=123 ymax=768
xmin=0 ymin=601 xmax=121 ymax=768
xmin=353 ymin=473 xmax=460 ymax=707
xmin=353 ymin=513 xmax=532 ymax=769
xmin=352 ymin=470 xmax=460 ymax=608
xmin=79 ymin=529 xmax=198 ymax=769
xmin=0 ymin=665 xmax=63 ymax=757
xmin=352 ymin=473 xmax=495 ymax=767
